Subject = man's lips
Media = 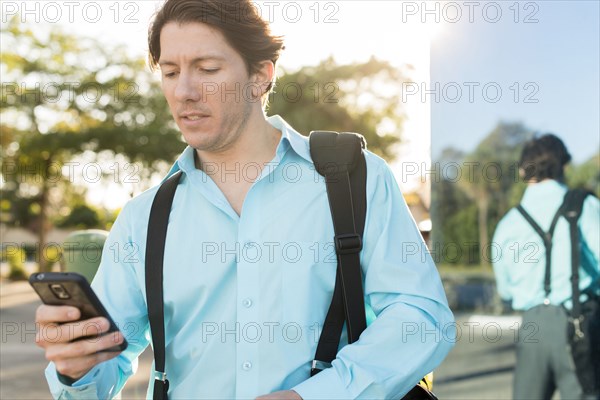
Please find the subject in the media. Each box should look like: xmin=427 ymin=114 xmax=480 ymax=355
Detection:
xmin=181 ymin=115 xmax=207 ymax=121
xmin=179 ymin=113 xmax=210 ymax=121
xmin=178 ymin=113 xmax=210 ymax=128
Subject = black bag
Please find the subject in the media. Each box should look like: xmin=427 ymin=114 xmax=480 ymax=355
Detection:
xmin=309 ymin=131 xmax=437 ymax=400
xmin=517 ymin=189 xmax=599 ymax=399
xmin=145 ymin=131 xmax=437 ymax=400
xmin=567 ymin=297 xmax=600 ymax=398
xmin=562 ymin=189 xmax=600 ymax=398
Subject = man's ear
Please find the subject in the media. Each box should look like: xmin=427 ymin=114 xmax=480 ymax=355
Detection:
xmin=251 ymin=60 xmax=275 ymax=98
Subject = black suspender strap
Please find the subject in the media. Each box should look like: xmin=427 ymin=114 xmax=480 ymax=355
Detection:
xmin=145 ymin=170 xmax=182 ymax=400
xmin=516 ymin=202 xmax=564 ymax=300
xmin=309 ymin=131 xmax=367 ymax=375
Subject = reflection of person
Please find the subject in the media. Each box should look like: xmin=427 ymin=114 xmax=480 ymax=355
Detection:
xmin=492 ymin=134 xmax=599 ymax=400
xmin=34 ymin=1 xmax=455 ymax=398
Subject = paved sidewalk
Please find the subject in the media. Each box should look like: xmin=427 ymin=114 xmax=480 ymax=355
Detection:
xmin=0 ymin=279 xmax=152 ymax=400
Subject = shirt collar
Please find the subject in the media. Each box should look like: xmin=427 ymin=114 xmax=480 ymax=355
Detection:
xmin=521 ymin=179 xmax=568 ymax=203
xmin=267 ymin=114 xmax=312 ymax=163
xmin=163 ymin=115 xmax=312 ymax=181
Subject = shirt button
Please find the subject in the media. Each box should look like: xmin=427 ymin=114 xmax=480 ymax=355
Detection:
xmin=242 ymin=298 xmax=253 ymax=308
xmin=242 ymin=361 xmax=252 ymax=371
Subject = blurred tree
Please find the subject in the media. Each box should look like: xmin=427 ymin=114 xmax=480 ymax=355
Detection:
xmin=2 ymin=20 xmax=407 ymax=273
xmin=430 ymin=147 xmax=477 ymax=264
xmin=432 ymin=123 xmax=534 ymax=266
xmin=3 ymin=246 xmax=27 ymax=281
xmin=566 ymin=153 xmax=600 ymax=197
xmin=267 ymin=56 xmax=409 ymax=161
xmin=56 ymin=204 xmax=100 ymax=229
xmin=0 ymin=17 xmax=184 ymax=271
xmin=458 ymin=122 xmax=533 ymax=265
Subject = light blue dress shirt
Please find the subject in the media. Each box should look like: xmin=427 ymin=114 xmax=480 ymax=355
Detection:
xmin=492 ymin=180 xmax=600 ymax=311
xmin=45 ymin=115 xmax=455 ymax=399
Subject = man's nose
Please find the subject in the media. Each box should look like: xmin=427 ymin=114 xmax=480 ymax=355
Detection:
xmin=174 ymin=73 xmax=202 ymax=103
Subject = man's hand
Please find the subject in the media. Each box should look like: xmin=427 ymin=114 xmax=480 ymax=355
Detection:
xmin=255 ymin=390 xmax=302 ymax=400
xmin=34 ymin=304 xmax=125 ymax=380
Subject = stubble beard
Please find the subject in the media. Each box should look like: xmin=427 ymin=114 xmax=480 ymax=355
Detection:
xmin=192 ymin=99 xmax=253 ymax=154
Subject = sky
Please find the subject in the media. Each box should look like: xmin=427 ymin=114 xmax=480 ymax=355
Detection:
xmin=431 ymin=0 xmax=600 ymax=163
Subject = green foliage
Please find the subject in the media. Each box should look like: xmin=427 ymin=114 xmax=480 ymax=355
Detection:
xmin=1 ymin=17 xmax=183 ymax=269
xmin=96 ymin=208 xmax=122 ymax=231
xmin=433 ymin=122 xmax=534 ymax=265
xmin=57 ymin=204 xmax=100 ymax=229
xmin=45 ymin=244 xmax=62 ymax=264
xmin=268 ymin=56 xmax=408 ymax=161
xmin=2 ymin=19 xmax=406 ymax=235
xmin=566 ymin=153 xmax=600 ymax=197
xmin=3 ymin=246 xmax=27 ymax=280
xmin=462 ymin=122 xmax=533 ymax=212
xmin=444 ymin=204 xmax=480 ymax=264
xmin=1 ymin=18 xmax=408 ymax=263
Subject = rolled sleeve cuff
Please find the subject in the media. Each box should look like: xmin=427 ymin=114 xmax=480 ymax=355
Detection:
xmin=291 ymin=365 xmax=372 ymax=400
xmin=45 ymin=362 xmax=101 ymax=399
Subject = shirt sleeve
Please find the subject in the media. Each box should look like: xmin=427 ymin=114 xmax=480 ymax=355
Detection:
xmin=580 ymin=195 xmax=600 ymax=283
xmin=491 ymin=215 xmax=513 ymax=301
xmin=44 ymin=201 xmax=151 ymax=400
xmin=292 ymin=157 xmax=455 ymax=399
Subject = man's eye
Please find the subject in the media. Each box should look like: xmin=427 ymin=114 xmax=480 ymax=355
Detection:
xmin=164 ymin=72 xmax=178 ymax=78
xmin=202 ymin=68 xmax=220 ymax=74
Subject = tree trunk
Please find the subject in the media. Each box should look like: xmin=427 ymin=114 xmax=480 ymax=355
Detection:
xmin=38 ymin=158 xmax=51 ymax=272
xmin=477 ymin=193 xmax=490 ymax=266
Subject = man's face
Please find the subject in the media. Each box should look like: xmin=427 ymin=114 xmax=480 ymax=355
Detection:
xmin=158 ymin=22 xmax=257 ymax=152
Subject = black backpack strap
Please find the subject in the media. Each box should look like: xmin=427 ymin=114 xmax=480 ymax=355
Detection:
xmin=561 ymin=189 xmax=592 ymax=322
xmin=145 ymin=170 xmax=183 ymax=400
xmin=309 ymin=131 xmax=367 ymax=375
xmin=516 ymin=202 xmax=563 ymax=300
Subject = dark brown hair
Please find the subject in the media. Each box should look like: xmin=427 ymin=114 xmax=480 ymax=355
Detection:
xmin=148 ymin=0 xmax=284 ymax=93
xmin=519 ymin=134 xmax=572 ymax=182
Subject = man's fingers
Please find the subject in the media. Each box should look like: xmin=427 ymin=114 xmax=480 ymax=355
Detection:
xmin=53 ymin=350 xmax=121 ymax=380
xmin=36 ymin=317 xmax=111 ymax=346
xmin=45 ymin=331 xmax=125 ymax=362
xmin=35 ymin=305 xmax=80 ymax=325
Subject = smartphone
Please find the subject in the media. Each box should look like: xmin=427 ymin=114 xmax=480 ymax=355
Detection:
xmin=29 ymin=272 xmax=128 ymax=352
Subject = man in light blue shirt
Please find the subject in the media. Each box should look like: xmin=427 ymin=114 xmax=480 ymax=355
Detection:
xmin=35 ymin=1 xmax=455 ymax=398
xmin=492 ymin=134 xmax=599 ymax=400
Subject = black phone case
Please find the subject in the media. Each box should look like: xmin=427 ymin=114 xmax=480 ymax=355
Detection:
xmin=29 ymin=272 xmax=128 ymax=352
